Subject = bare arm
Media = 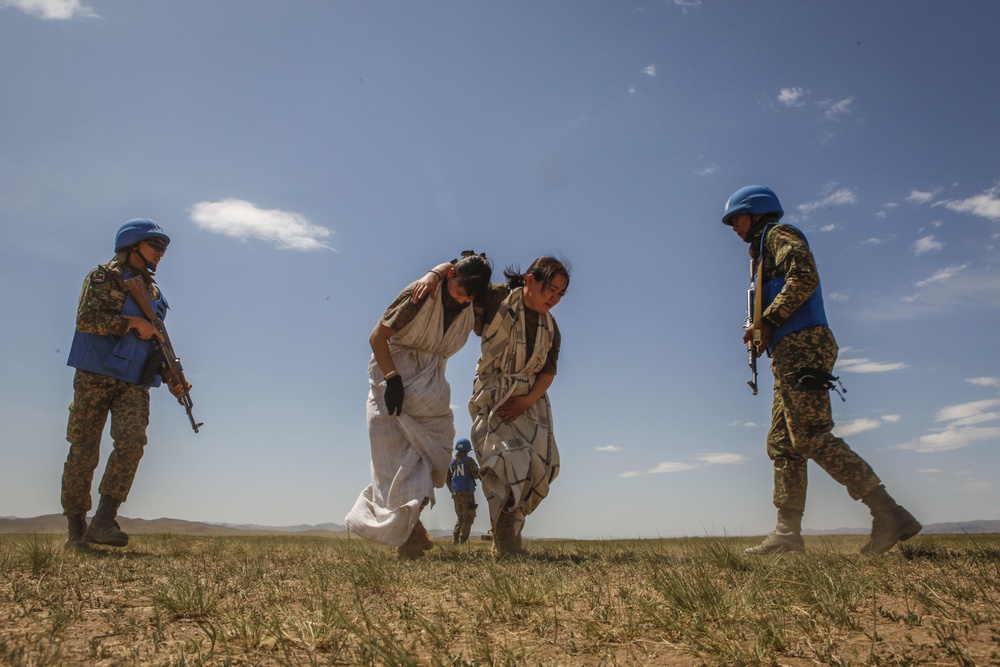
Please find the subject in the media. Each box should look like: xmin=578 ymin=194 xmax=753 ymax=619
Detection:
xmin=410 ymin=262 xmax=454 ymax=302
xmin=369 ymin=322 xmax=399 ymax=379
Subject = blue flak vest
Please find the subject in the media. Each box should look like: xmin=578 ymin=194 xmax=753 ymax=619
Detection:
xmin=67 ymin=269 xmax=169 ymax=386
xmin=755 ymin=223 xmax=828 ymax=355
xmin=449 ymin=456 xmax=477 ymax=493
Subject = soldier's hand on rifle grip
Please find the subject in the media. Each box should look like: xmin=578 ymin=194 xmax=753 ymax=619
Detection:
xmin=743 ymin=321 xmax=773 ymax=358
xmin=167 ymin=378 xmax=192 ymax=401
xmin=385 ymin=375 xmax=404 ymax=416
xmin=129 ymin=316 xmax=163 ymax=342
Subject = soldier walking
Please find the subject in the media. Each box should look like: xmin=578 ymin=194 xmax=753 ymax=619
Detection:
xmin=61 ymin=219 xmax=191 ymax=549
xmin=723 ymin=186 xmax=921 ymax=555
xmin=447 ymin=438 xmax=480 ymax=544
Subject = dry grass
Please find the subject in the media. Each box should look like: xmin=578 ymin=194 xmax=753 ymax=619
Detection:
xmin=1 ymin=531 xmax=998 ymax=666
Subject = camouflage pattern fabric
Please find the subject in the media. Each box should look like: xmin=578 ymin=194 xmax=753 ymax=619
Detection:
xmin=61 ymin=369 xmax=150 ymax=514
xmin=451 ymin=490 xmax=477 ymax=542
xmin=767 ymin=325 xmax=881 ymax=511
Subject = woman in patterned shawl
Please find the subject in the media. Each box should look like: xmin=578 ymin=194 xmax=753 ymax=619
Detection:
xmin=345 ymin=254 xmax=491 ymax=559
xmin=418 ymin=256 xmax=569 ymax=556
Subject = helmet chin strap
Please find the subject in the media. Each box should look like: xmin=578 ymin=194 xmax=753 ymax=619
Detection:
xmin=129 ymin=245 xmax=157 ymax=275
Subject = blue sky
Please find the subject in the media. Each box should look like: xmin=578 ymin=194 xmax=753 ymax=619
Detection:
xmin=2 ymin=0 xmax=998 ymax=539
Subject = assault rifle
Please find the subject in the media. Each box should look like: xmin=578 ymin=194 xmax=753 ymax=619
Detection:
xmin=745 ymin=260 xmax=763 ymax=395
xmin=123 ymin=276 xmax=203 ymax=433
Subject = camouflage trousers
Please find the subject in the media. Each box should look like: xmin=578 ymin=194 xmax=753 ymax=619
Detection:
xmin=452 ymin=491 xmax=477 ymax=542
xmin=767 ymin=326 xmax=881 ymax=512
xmin=61 ymin=369 xmax=150 ymax=516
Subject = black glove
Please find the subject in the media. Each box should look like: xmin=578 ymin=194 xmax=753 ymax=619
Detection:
xmin=384 ymin=375 xmax=404 ymax=416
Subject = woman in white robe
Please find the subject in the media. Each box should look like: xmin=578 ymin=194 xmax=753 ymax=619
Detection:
xmin=345 ymin=254 xmax=491 ymax=559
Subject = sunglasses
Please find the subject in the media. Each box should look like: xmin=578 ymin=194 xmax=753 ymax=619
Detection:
xmin=145 ymin=239 xmax=168 ymax=253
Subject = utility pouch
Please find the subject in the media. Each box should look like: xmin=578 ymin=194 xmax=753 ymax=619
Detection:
xmin=794 ymin=367 xmax=846 ymax=401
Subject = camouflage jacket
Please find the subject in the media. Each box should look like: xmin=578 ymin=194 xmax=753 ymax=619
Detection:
xmin=750 ymin=223 xmax=822 ymax=330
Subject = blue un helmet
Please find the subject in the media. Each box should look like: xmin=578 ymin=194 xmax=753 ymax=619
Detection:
xmin=722 ymin=186 xmax=783 ymax=226
xmin=114 ymin=218 xmax=171 ymax=253
xmin=455 ymin=438 xmax=472 ymax=453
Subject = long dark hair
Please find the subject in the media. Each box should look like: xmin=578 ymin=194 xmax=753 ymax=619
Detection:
xmin=503 ymin=256 xmax=571 ymax=293
xmin=451 ymin=253 xmax=493 ymax=301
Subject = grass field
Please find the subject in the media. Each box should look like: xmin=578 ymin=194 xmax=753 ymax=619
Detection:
xmin=1 ymin=531 xmax=998 ymax=666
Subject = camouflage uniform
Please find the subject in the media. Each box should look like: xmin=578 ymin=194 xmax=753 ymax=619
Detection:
xmin=446 ymin=453 xmax=480 ymax=543
xmin=753 ymin=224 xmax=881 ymax=512
xmin=61 ymin=259 xmax=160 ymax=515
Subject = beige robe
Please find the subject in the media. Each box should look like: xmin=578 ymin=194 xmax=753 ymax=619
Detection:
xmin=345 ymin=285 xmax=474 ymax=547
xmin=468 ymin=287 xmax=559 ymax=540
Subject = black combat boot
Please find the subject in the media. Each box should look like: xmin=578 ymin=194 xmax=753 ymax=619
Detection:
xmin=745 ymin=508 xmax=806 ymax=555
xmin=83 ymin=495 xmax=129 ymax=547
xmin=861 ymin=485 xmax=922 ymax=555
xmin=64 ymin=513 xmax=88 ymax=550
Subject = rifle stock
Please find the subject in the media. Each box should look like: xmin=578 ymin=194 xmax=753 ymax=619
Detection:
xmin=123 ymin=276 xmax=203 ymax=433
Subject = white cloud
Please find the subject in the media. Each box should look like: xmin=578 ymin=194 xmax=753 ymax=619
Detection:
xmin=893 ymin=426 xmax=1000 ymax=453
xmin=1 ymin=0 xmax=96 ymax=19
xmin=728 ymin=420 xmax=757 ymax=428
xmin=596 ymin=445 xmax=623 ymax=452
xmin=696 ymin=165 xmax=719 ymax=176
xmin=917 ymin=468 xmax=943 ymax=474
xmin=798 ymin=188 xmax=857 ymax=216
xmin=907 ymin=189 xmax=937 ymax=204
xmin=695 ymin=453 xmax=748 ymax=465
xmin=628 ymin=86 xmax=637 ymax=95
xmin=642 ymin=65 xmax=656 ymax=77
xmin=189 ymin=198 xmax=333 ymax=251
xmin=915 ymin=263 xmax=970 ymax=287
xmin=966 ymin=377 xmax=1000 ymax=388
xmin=647 ymin=461 xmax=699 ymax=474
xmin=893 ymin=399 xmax=1000 ymax=452
xmin=913 ymin=234 xmax=943 ymax=255
xmin=935 ymin=183 xmax=1000 ymax=220
xmin=838 ymin=358 xmax=909 ymax=373
xmin=822 ymin=96 xmax=854 ymax=120
xmin=827 ymin=292 xmax=849 ymax=303
xmin=833 ymin=418 xmax=881 ymax=437
xmin=778 ymin=87 xmax=806 ymax=107
xmin=673 ymin=0 xmax=702 ymax=11
xmin=619 ymin=471 xmax=641 ymax=478
xmin=820 ymin=223 xmax=837 ymax=232
xmin=961 ymin=480 xmax=993 ymax=493
xmin=935 ymin=399 xmax=1000 ymax=426
xmin=881 ymin=414 xmax=902 ymax=423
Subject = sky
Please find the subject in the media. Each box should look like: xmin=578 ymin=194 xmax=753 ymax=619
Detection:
xmin=2 ymin=0 xmax=999 ymax=540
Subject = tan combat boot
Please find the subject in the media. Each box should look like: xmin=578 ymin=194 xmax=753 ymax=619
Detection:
xmin=860 ymin=485 xmax=922 ymax=555
xmin=745 ymin=508 xmax=805 ymax=555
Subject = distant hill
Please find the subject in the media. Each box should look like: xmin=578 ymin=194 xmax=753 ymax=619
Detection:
xmin=0 ymin=514 xmax=347 ymax=538
xmin=3 ymin=515 xmax=999 ymax=538
xmin=803 ymin=519 xmax=1000 ymax=536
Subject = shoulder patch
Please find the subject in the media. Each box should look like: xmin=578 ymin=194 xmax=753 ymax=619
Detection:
xmin=90 ymin=269 xmax=108 ymax=284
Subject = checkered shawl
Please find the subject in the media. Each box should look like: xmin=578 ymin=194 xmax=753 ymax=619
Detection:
xmin=469 ymin=287 xmax=560 ymax=533
xmin=345 ymin=285 xmax=474 ymax=547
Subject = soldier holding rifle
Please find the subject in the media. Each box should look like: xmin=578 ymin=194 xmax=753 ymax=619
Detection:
xmin=724 ymin=186 xmax=920 ymax=555
xmin=61 ymin=219 xmax=196 ymax=549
